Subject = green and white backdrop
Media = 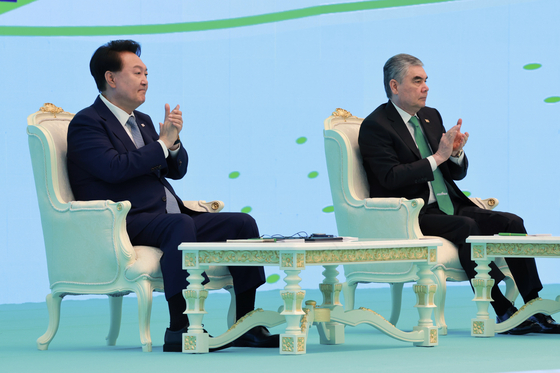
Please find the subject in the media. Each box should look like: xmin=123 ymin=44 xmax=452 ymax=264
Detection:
xmin=1 ymin=0 xmax=559 ymax=305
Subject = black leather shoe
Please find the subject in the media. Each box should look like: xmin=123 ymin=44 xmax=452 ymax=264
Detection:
xmin=529 ymin=313 xmax=560 ymax=334
xmin=163 ymin=327 xmax=232 ymax=352
xmin=233 ymin=326 xmax=279 ymax=348
xmin=496 ymin=306 xmax=541 ymax=335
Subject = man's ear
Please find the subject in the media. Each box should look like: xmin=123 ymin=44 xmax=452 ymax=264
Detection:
xmin=104 ymin=71 xmax=117 ymax=89
xmin=389 ymin=79 xmax=399 ymax=96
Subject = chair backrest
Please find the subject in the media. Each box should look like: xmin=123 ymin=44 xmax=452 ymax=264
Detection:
xmin=324 ymin=108 xmax=423 ymax=241
xmin=27 ymin=106 xmax=75 ymax=208
xmin=324 ymin=109 xmax=373 ymax=236
xmin=323 ymin=109 xmax=369 ymax=205
xmin=28 ymin=105 xmax=126 ymax=286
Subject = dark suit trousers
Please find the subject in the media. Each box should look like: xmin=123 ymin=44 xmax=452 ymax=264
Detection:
xmin=419 ymin=203 xmax=542 ymax=315
xmin=128 ymin=212 xmax=265 ymax=300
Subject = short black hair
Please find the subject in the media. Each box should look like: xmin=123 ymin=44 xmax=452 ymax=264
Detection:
xmin=89 ymin=40 xmax=141 ymax=92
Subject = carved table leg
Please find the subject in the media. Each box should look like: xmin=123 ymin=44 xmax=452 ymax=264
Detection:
xmin=471 ymin=258 xmax=495 ymax=337
xmin=280 ymin=269 xmax=306 ymax=354
xmin=317 ymin=265 xmax=344 ymax=345
xmin=182 ymin=267 xmax=209 ymax=353
xmin=413 ymin=262 xmax=438 ymax=346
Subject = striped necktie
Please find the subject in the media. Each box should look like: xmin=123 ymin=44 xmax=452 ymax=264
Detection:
xmin=126 ymin=116 xmax=145 ymax=147
xmin=126 ymin=116 xmax=181 ymax=214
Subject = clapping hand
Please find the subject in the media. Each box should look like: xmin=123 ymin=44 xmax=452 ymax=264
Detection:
xmin=451 ymin=119 xmax=469 ymax=156
xmin=434 ymin=119 xmax=467 ymax=165
xmin=159 ymin=104 xmax=183 ymax=150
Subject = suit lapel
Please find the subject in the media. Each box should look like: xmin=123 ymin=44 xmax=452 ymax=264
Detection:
xmin=386 ymin=101 xmax=421 ymax=159
xmin=92 ymin=97 xmax=138 ymax=151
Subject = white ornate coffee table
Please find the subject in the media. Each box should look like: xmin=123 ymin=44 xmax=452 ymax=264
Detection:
xmin=467 ymin=235 xmax=560 ymax=337
xmin=178 ymin=238 xmax=442 ymax=354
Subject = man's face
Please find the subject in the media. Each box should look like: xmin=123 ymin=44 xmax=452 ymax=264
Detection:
xmin=391 ymin=65 xmax=429 ymax=115
xmin=106 ymin=51 xmax=148 ymax=113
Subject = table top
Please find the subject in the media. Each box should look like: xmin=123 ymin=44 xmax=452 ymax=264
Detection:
xmin=466 ymin=235 xmax=560 ymax=244
xmin=467 ymin=235 xmax=560 ymax=258
xmin=179 ymin=238 xmax=442 ymax=267
xmin=179 ymin=238 xmax=442 ymax=252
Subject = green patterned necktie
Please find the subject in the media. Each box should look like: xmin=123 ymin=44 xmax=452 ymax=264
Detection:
xmin=409 ymin=116 xmax=454 ymax=215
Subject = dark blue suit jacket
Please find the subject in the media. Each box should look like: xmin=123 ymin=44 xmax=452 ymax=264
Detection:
xmin=67 ymin=97 xmax=265 ymax=300
xmin=67 ymin=97 xmax=190 ymax=240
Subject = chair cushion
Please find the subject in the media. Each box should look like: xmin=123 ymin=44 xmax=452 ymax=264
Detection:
xmin=204 ymin=267 xmax=234 ymax=290
xmin=125 ymin=246 xmax=164 ymax=281
xmin=427 ymin=236 xmax=463 ymax=272
xmin=428 ymin=236 xmax=510 ymax=274
xmin=125 ymin=245 xmax=233 ymax=289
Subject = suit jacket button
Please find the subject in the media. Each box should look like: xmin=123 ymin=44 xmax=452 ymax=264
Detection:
xmin=162 ymin=196 xmax=167 ymax=202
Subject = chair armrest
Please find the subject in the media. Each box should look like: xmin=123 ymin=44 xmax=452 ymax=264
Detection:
xmin=183 ymin=200 xmax=224 ymax=213
xmin=364 ymin=197 xmax=418 ymax=210
xmin=334 ymin=197 xmax=424 ymax=240
xmin=44 ymin=199 xmax=136 ymax=286
xmin=469 ymin=197 xmax=499 ymax=210
xmin=68 ymin=199 xmax=133 ymax=260
xmin=70 ymin=199 xmax=126 ymax=210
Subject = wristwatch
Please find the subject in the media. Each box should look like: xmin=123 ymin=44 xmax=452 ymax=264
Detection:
xmin=452 ymin=149 xmax=463 ymax=158
xmin=173 ymin=135 xmax=180 ymax=146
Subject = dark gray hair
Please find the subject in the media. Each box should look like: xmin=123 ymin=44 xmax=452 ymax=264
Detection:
xmin=383 ymin=54 xmax=423 ymax=99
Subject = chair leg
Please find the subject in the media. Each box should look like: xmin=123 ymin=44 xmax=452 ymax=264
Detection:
xmin=37 ymin=293 xmax=63 ymax=350
xmin=389 ymin=283 xmax=404 ymax=325
xmin=504 ymin=276 xmax=519 ymax=305
xmin=432 ymin=268 xmax=448 ymax=335
xmin=136 ymin=282 xmax=154 ymax=352
xmin=106 ymin=295 xmax=123 ymax=346
xmin=226 ymin=286 xmax=236 ymax=328
xmin=342 ymin=281 xmax=357 ymax=311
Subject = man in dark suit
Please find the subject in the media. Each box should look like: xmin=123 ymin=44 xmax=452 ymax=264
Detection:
xmin=358 ymin=53 xmax=559 ymax=334
xmin=67 ymin=40 xmax=278 ymax=350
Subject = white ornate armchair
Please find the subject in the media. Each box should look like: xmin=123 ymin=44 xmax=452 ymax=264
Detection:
xmin=323 ymin=108 xmax=518 ymax=334
xmin=27 ymin=104 xmax=236 ymax=352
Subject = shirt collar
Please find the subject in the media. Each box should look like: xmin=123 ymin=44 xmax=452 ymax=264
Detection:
xmin=390 ymin=99 xmax=416 ymax=125
xmin=99 ymin=94 xmax=135 ymax=127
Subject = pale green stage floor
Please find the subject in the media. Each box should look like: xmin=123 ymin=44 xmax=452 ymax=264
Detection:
xmin=2 ymin=284 xmax=560 ymax=373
